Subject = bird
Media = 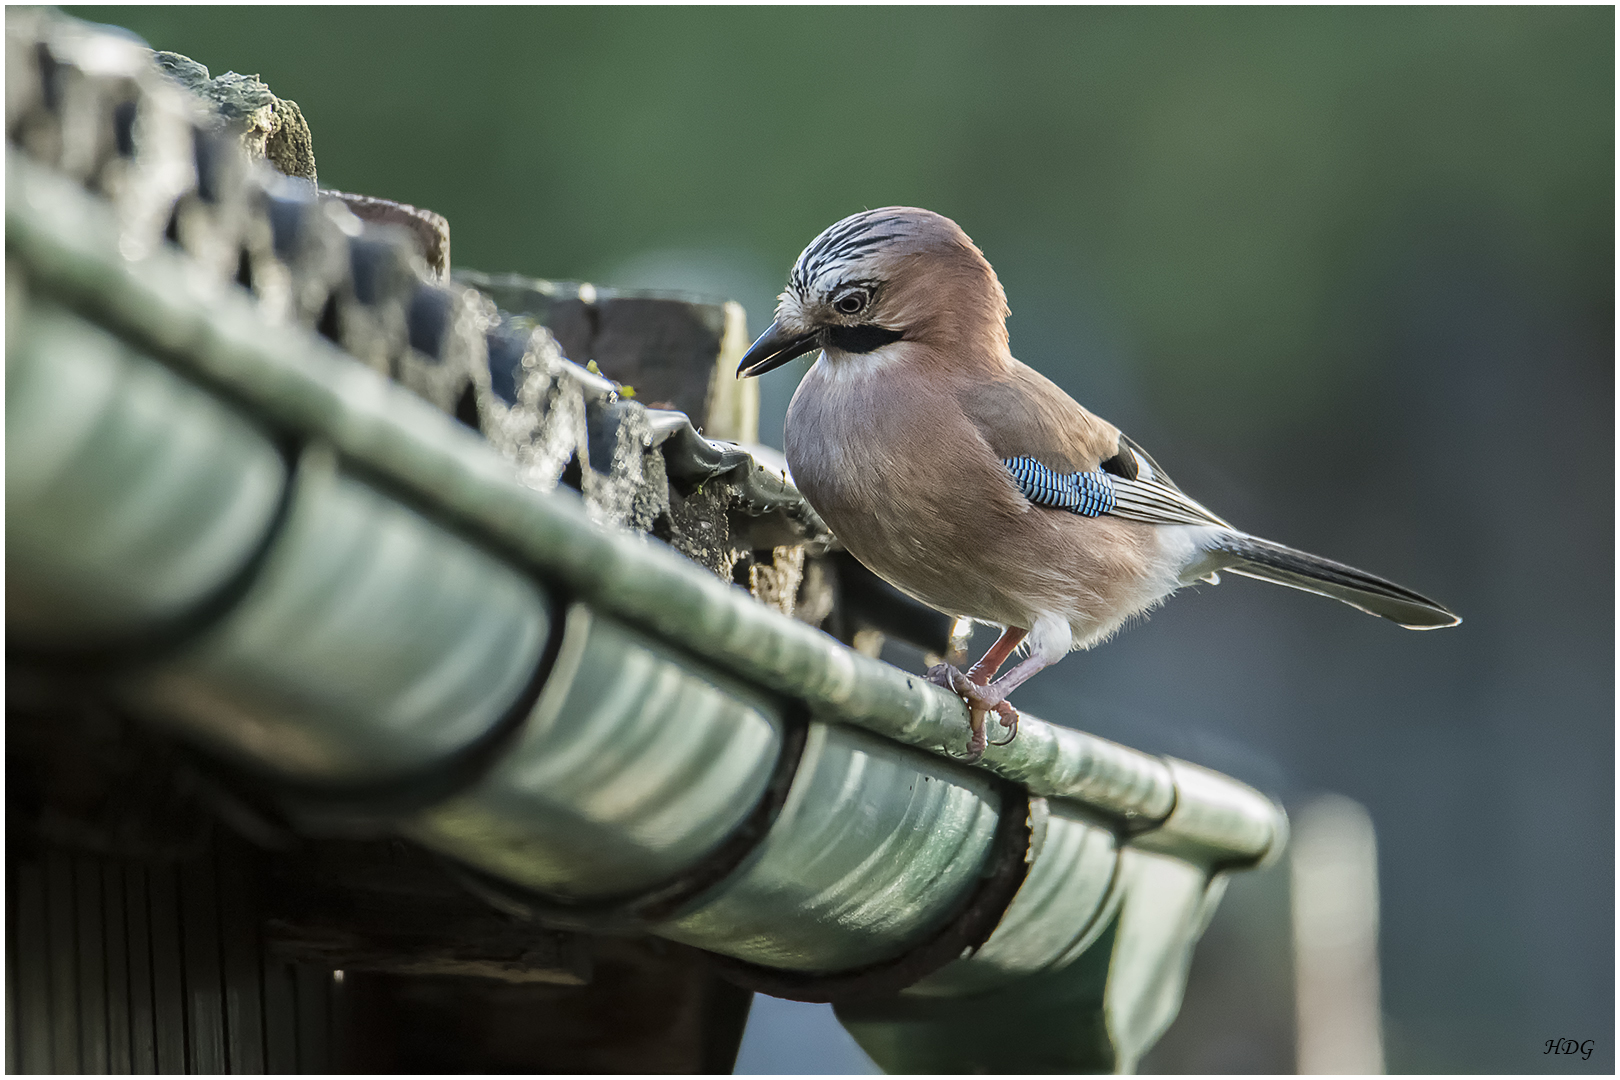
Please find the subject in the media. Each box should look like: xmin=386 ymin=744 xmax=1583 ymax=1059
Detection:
xmin=736 ymin=207 xmax=1459 ymax=760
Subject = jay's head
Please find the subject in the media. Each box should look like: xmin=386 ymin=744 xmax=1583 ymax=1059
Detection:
xmin=737 ymin=207 xmax=1010 ymax=378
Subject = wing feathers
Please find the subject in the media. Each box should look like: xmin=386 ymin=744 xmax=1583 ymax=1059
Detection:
xmin=1106 ymin=462 xmax=1232 ymax=528
xmin=1003 ymin=457 xmax=1116 ymax=515
xmin=959 ymin=361 xmax=1123 ymax=473
xmin=971 ymin=374 xmax=1459 ymax=629
xmin=1000 ymin=453 xmax=1232 ymax=528
xmin=1096 ymin=433 xmax=1234 ymax=528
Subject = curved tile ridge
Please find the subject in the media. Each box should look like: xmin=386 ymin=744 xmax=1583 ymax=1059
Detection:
xmin=644 ymin=408 xmax=832 ymax=541
xmin=7 ymin=149 xmax=1285 ymax=868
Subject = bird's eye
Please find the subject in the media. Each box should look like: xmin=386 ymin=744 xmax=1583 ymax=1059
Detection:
xmin=834 ymin=291 xmax=868 ymax=315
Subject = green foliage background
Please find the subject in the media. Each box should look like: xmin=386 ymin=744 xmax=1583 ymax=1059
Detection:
xmin=75 ymin=7 xmax=1609 ymax=434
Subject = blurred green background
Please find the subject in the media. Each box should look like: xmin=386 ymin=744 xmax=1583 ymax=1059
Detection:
xmin=72 ymin=6 xmax=1613 ymax=1074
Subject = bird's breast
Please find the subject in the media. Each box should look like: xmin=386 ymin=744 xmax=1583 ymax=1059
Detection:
xmin=784 ymin=352 xmax=963 ymax=531
xmin=783 ymin=353 xmax=1036 ymax=619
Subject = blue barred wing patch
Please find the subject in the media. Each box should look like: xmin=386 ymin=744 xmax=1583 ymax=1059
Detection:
xmin=1003 ymin=457 xmax=1117 ymax=516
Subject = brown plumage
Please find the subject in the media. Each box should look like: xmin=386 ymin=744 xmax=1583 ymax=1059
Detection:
xmin=738 ymin=207 xmax=1457 ymax=758
xmin=784 ymin=348 xmax=1167 ymax=644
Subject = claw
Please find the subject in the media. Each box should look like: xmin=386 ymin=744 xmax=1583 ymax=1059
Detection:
xmin=994 ymin=699 xmax=1018 ymax=729
xmin=925 ymin=662 xmax=967 ymax=693
xmin=987 ymin=701 xmax=1020 ymax=747
xmin=925 ymin=662 xmax=980 ymax=701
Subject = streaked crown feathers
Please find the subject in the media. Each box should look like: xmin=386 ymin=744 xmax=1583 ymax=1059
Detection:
xmin=777 ymin=207 xmax=1010 ymax=351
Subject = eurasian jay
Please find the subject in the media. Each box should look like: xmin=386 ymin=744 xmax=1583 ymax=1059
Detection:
xmin=737 ymin=207 xmax=1458 ymax=759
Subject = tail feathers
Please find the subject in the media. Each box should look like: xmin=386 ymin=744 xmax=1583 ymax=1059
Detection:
xmin=1215 ymin=535 xmax=1460 ymax=629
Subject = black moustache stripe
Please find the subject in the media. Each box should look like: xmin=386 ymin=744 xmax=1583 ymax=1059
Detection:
xmin=825 ymin=324 xmax=905 ymax=353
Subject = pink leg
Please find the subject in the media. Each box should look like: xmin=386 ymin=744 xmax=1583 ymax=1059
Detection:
xmin=968 ymin=627 xmax=1027 ymax=685
xmin=984 ymin=651 xmax=1055 ymax=701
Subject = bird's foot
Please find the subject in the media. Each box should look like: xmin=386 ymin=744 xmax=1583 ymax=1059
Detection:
xmin=925 ymin=661 xmax=972 ymax=696
xmin=925 ymin=663 xmax=1004 ymax=710
xmin=927 ymin=663 xmax=1018 ymax=758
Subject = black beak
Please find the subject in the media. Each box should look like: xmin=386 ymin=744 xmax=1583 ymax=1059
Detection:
xmin=736 ymin=321 xmax=822 ymax=378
